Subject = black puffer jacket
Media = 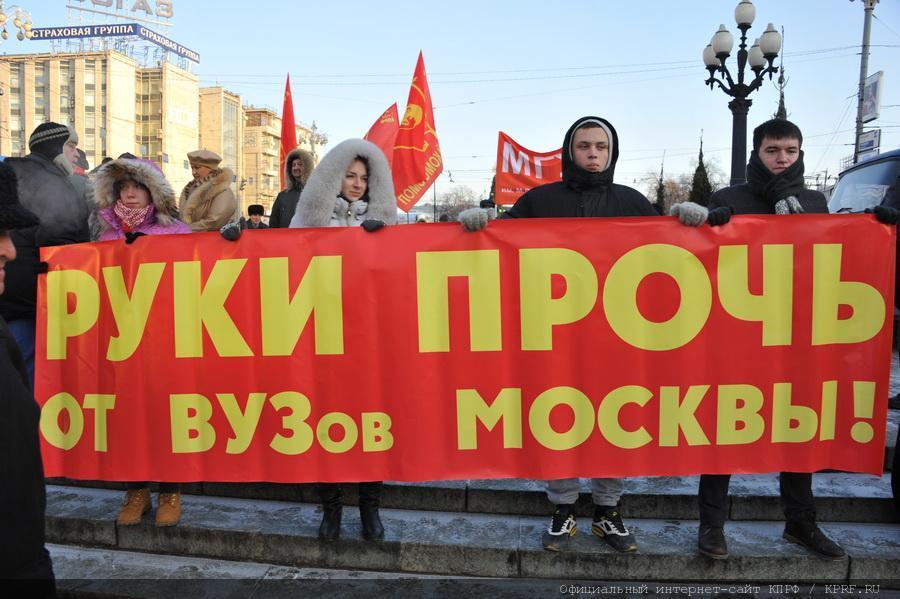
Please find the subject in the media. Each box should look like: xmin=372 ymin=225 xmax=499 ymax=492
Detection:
xmin=709 ymin=184 xmax=827 ymax=215
xmin=270 ymin=148 xmax=316 ymax=228
xmin=503 ymin=116 xmax=655 ymax=219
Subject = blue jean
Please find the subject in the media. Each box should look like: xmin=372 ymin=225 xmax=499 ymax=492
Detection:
xmin=8 ymin=318 xmax=35 ymax=388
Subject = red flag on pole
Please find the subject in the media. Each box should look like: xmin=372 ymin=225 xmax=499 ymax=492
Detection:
xmin=364 ymin=103 xmax=400 ymax=169
xmin=392 ymin=52 xmax=442 ymax=212
xmin=279 ymin=74 xmax=298 ymax=190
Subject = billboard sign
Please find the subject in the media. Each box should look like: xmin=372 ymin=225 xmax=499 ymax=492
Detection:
xmin=30 ymin=23 xmax=199 ymax=62
xmin=862 ymin=71 xmax=884 ymax=124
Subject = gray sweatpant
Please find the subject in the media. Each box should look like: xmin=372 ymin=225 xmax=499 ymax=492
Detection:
xmin=545 ymin=478 xmax=623 ymax=507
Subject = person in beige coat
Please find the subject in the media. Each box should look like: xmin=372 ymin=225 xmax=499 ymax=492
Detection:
xmin=179 ymin=150 xmax=240 ymax=232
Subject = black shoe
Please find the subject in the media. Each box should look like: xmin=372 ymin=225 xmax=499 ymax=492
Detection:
xmin=591 ymin=505 xmax=637 ymax=552
xmin=698 ymin=525 xmax=728 ymax=560
xmin=889 ymin=393 xmax=900 ymax=410
xmin=318 ymin=484 xmax=342 ymax=541
xmin=783 ymin=521 xmax=846 ymax=560
xmin=360 ymin=505 xmax=384 ymax=541
xmin=542 ymin=504 xmax=576 ymax=551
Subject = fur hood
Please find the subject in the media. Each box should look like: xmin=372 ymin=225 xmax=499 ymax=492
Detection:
xmin=94 ymin=159 xmax=178 ymax=225
xmin=294 ymin=139 xmax=396 ymax=227
xmin=284 ymin=148 xmax=315 ymax=190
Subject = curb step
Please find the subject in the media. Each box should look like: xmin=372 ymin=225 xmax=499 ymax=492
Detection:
xmin=45 ymin=485 xmax=900 ymax=585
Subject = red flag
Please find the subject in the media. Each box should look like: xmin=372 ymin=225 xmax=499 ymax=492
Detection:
xmin=392 ymin=52 xmax=442 ymax=212
xmin=364 ymin=103 xmax=400 ymax=169
xmin=494 ymin=132 xmax=562 ymax=205
xmin=279 ymin=74 xmax=298 ymax=190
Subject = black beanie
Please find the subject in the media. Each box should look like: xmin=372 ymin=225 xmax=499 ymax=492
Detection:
xmin=29 ymin=122 xmax=70 ymax=161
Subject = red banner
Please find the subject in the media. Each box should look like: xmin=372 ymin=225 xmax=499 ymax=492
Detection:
xmin=279 ymin=74 xmax=298 ymax=190
xmin=495 ymin=132 xmax=562 ymax=205
xmin=36 ymin=216 xmax=894 ymax=482
xmin=392 ymin=52 xmax=443 ymax=212
xmin=364 ymin=103 xmax=400 ymax=170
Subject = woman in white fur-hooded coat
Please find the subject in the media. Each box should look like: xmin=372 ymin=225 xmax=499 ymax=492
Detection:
xmin=288 ymin=138 xmax=394 ymax=543
xmin=289 ymin=138 xmax=397 ymax=229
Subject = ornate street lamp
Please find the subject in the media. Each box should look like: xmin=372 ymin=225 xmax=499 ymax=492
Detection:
xmin=0 ymin=2 xmax=34 ymax=42
xmin=703 ymin=0 xmax=782 ymax=184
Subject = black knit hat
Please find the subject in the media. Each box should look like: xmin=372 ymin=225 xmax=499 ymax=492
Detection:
xmin=0 ymin=161 xmax=39 ymax=230
xmin=248 ymin=204 xmax=265 ymax=216
xmin=28 ymin=122 xmax=70 ymax=160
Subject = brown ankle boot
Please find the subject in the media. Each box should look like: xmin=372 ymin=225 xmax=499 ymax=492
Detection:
xmin=155 ymin=492 xmax=181 ymax=527
xmin=117 ymin=488 xmax=151 ymax=525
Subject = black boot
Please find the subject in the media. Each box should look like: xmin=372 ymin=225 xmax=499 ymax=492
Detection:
xmin=359 ymin=482 xmax=384 ymax=541
xmin=318 ymin=484 xmax=342 ymax=541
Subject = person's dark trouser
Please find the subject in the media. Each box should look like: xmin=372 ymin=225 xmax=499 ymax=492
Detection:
xmin=6 ymin=546 xmax=56 ymax=598
xmin=126 ymin=481 xmax=180 ymax=493
xmin=892 ymin=426 xmax=899 ymax=519
xmin=699 ymin=472 xmax=815 ymax=527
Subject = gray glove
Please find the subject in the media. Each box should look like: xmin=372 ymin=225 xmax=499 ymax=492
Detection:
xmin=220 ymin=221 xmax=242 ymax=241
xmin=458 ymin=207 xmax=489 ymax=232
xmin=669 ymin=201 xmax=708 ymax=227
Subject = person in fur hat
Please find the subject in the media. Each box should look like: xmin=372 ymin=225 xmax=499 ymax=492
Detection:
xmin=179 ymin=150 xmax=240 ymax=232
xmin=93 ymin=158 xmax=191 ymax=241
xmin=269 ymin=148 xmax=315 ymax=228
xmin=0 ymin=161 xmax=56 ymax=595
xmin=244 ymin=204 xmax=268 ymax=229
xmin=293 ymin=138 xmax=395 ymax=541
xmin=0 ymin=122 xmax=91 ymax=384
xmin=92 ymin=158 xmax=190 ymax=527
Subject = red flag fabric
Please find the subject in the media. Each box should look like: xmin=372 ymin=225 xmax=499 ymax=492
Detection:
xmin=495 ymin=132 xmax=562 ymax=205
xmin=392 ymin=52 xmax=443 ymax=212
xmin=279 ymin=74 xmax=298 ymax=190
xmin=365 ymin=103 xmax=400 ymax=169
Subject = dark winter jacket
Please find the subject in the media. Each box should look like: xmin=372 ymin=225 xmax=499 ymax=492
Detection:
xmin=270 ymin=148 xmax=316 ymax=228
xmin=709 ymin=184 xmax=827 ymax=215
xmin=0 ymin=153 xmax=90 ymax=321
xmin=0 ymin=316 xmax=50 ymax=578
xmin=503 ymin=116 xmax=656 ymax=219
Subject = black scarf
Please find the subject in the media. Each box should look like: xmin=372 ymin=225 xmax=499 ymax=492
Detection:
xmin=746 ymin=150 xmax=806 ymax=210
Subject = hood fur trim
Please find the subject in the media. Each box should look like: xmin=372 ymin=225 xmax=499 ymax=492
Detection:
xmin=180 ymin=167 xmax=238 ymax=224
xmin=283 ymin=148 xmax=315 ymax=190
xmin=296 ymin=139 xmax=396 ymax=227
xmin=94 ymin=159 xmax=177 ymax=226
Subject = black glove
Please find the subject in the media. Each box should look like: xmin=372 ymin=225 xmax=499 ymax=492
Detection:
xmin=869 ymin=205 xmax=900 ymax=225
xmin=361 ymin=219 xmax=385 ymax=232
xmin=707 ymin=206 xmax=733 ymax=227
xmin=124 ymin=232 xmax=146 ymax=245
xmin=220 ymin=222 xmax=242 ymax=241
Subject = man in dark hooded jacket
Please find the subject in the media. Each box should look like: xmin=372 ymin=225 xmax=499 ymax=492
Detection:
xmin=269 ymin=148 xmax=315 ymax=228
xmin=0 ymin=122 xmax=91 ymax=384
xmin=460 ymin=116 xmax=727 ymax=553
xmin=0 ymin=161 xmax=55 ymax=596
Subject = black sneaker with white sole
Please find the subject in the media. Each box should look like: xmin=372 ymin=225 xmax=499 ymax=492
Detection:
xmin=592 ymin=505 xmax=637 ymax=552
xmin=542 ymin=504 xmax=576 ymax=551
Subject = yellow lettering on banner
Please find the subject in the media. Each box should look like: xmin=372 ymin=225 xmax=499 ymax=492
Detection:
xmin=456 ymin=388 xmax=522 ymax=450
xmin=716 ymin=384 xmax=765 ymax=445
xmin=83 ymin=394 xmax=116 ymax=452
xmin=812 ymin=244 xmax=885 ymax=345
xmin=46 ymin=270 xmax=100 ymax=359
xmin=416 ymin=250 xmax=501 ymax=352
xmin=39 ymin=392 xmax=84 ymax=450
xmin=259 ymin=256 xmax=344 ymax=356
xmin=597 ymin=385 xmax=652 ymax=449
xmin=520 ymin=248 xmax=598 ymax=350
xmin=603 ymin=244 xmax=711 ymax=351
xmin=819 ymin=380 xmax=837 ymax=441
xmin=361 ymin=412 xmax=393 ymax=452
xmin=771 ymin=383 xmax=817 ymax=443
xmin=317 ymin=412 xmax=358 ymax=454
xmin=103 ymin=263 xmax=165 ymax=361
xmin=269 ymin=391 xmax=313 ymax=455
xmin=173 ymin=259 xmax=252 ymax=358
xmin=658 ymin=386 xmax=710 ymax=447
xmin=170 ymin=394 xmax=215 ymax=453
xmin=529 ymin=386 xmax=594 ymax=450
xmin=216 ymin=393 xmax=266 ymax=454
xmin=718 ymin=245 xmax=793 ymax=346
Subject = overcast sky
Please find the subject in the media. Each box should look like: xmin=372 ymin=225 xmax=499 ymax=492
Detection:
xmin=21 ymin=0 xmax=900 ymax=199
